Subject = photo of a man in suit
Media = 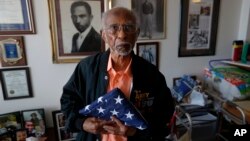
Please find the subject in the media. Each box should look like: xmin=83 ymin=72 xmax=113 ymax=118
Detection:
xmin=70 ymin=1 xmax=102 ymax=53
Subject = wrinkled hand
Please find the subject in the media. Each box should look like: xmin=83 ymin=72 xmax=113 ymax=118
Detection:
xmin=102 ymin=116 xmax=137 ymax=136
xmin=83 ymin=117 xmax=113 ymax=134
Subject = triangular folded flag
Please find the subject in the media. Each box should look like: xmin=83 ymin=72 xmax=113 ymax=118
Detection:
xmin=79 ymin=88 xmax=148 ymax=130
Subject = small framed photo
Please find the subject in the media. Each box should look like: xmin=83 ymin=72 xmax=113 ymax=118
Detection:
xmin=21 ymin=109 xmax=46 ymax=137
xmin=0 ymin=132 xmax=12 ymax=141
xmin=14 ymin=129 xmax=28 ymax=141
xmin=52 ymin=110 xmax=76 ymax=141
xmin=0 ymin=67 xmax=33 ymax=100
xmin=0 ymin=111 xmax=22 ymax=136
xmin=136 ymin=42 xmax=159 ymax=68
xmin=0 ymin=36 xmax=27 ymax=67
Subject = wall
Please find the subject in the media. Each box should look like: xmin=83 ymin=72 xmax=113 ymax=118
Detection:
xmin=0 ymin=0 xmax=247 ymax=127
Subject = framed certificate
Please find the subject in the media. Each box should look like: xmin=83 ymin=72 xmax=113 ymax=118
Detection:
xmin=0 ymin=0 xmax=36 ymax=34
xmin=0 ymin=67 xmax=33 ymax=100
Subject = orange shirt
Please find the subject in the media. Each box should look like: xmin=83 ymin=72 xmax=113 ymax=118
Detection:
xmin=101 ymin=55 xmax=133 ymax=141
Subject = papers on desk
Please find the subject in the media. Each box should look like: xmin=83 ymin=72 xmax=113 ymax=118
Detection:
xmin=189 ymin=90 xmax=206 ymax=106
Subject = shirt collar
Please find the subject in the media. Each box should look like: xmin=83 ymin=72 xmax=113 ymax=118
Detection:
xmin=107 ymin=55 xmax=132 ymax=75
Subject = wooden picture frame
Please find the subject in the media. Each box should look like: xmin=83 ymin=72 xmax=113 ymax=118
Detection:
xmin=0 ymin=67 xmax=33 ymax=100
xmin=131 ymin=0 xmax=166 ymax=40
xmin=48 ymin=0 xmax=105 ymax=63
xmin=136 ymin=42 xmax=159 ymax=67
xmin=0 ymin=36 xmax=27 ymax=67
xmin=0 ymin=0 xmax=36 ymax=34
xmin=52 ymin=110 xmax=76 ymax=141
xmin=178 ymin=0 xmax=220 ymax=57
xmin=0 ymin=111 xmax=22 ymax=136
xmin=21 ymin=108 xmax=46 ymax=137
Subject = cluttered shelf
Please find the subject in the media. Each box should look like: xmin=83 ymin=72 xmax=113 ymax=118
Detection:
xmin=221 ymin=60 xmax=250 ymax=71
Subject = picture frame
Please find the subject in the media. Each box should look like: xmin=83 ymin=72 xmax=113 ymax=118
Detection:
xmin=136 ymin=42 xmax=159 ymax=67
xmin=178 ymin=0 xmax=220 ymax=57
xmin=0 ymin=0 xmax=36 ymax=34
xmin=0 ymin=67 xmax=33 ymax=100
xmin=21 ymin=108 xmax=46 ymax=137
xmin=131 ymin=0 xmax=166 ymax=40
xmin=0 ymin=111 xmax=22 ymax=136
xmin=52 ymin=110 xmax=76 ymax=141
xmin=0 ymin=36 xmax=27 ymax=67
xmin=14 ymin=129 xmax=28 ymax=141
xmin=48 ymin=0 xmax=105 ymax=63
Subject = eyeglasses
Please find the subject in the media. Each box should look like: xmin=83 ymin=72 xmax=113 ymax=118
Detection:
xmin=104 ymin=24 xmax=137 ymax=35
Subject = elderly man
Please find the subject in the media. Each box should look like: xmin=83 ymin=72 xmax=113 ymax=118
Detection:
xmin=61 ymin=7 xmax=174 ymax=141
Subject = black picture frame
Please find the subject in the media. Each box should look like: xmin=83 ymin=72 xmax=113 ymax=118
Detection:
xmin=0 ymin=67 xmax=33 ymax=100
xmin=0 ymin=111 xmax=22 ymax=136
xmin=136 ymin=42 xmax=159 ymax=68
xmin=52 ymin=110 xmax=76 ymax=141
xmin=21 ymin=108 xmax=46 ymax=137
xmin=48 ymin=0 xmax=105 ymax=63
xmin=178 ymin=0 xmax=220 ymax=57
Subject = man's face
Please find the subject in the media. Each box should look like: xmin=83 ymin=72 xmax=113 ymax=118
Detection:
xmin=102 ymin=11 xmax=139 ymax=56
xmin=71 ymin=6 xmax=92 ymax=33
xmin=25 ymin=121 xmax=34 ymax=132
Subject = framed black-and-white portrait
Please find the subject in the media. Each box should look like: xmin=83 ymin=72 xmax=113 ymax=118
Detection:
xmin=178 ymin=0 xmax=220 ymax=57
xmin=48 ymin=0 xmax=105 ymax=63
xmin=52 ymin=110 xmax=77 ymax=141
xmin=136 ymin=42 xmax=159 ymax=67
xmin=131 ymin=0 xmax=166 ymax=40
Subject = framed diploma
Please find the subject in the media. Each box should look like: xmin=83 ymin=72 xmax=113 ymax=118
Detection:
xmin=0 ymin=0 xmax=36 ymax=34
xmin=0 ymin=36 xmax=27 ymax=67
xmin=0 ymin=67 xmax=33 ymax=100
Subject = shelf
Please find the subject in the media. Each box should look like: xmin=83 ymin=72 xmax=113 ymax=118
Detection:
xmin=221 ymin=60 xmax=250 ymax=70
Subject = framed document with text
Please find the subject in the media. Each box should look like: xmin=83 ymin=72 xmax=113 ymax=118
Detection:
xmin=0 ymin=67 xmax=33 ymax=100
xmin=0 ymin=0 xmax=35 ymax=34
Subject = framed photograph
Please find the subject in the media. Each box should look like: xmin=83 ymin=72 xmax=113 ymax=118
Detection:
xmin=21 ymin=108 xmax=46 ymax=137
xmin=178 ymin=0 xmax=220 ymax=57
xmin=0 ymin=36 xmax=27 ymax=67
xmin=0 ymin=111 xmax=22 ymax=136
xmin=48 ymin=0 xmax=105 ymax=63
xmin=136 ymin=42 xmax=159 ymax=67
xmin=0 ymin=132 xmax=12 ymax=141
xmin=14 ymin=129 xmax=28 ymax=141
xmin=52 ymin=110 xmax=76 ymax=141
xmin=0 ymin=0 xmax=35 ymax=34
xmin=131 ymin=0 xmax=166 ymax=40
xmin=0 ymin=67 xmax=33 ymax=100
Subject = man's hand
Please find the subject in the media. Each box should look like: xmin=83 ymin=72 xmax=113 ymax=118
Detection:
xmin=102 ymin=116 xmax=137 ymax=136
xmin=83 ymin=117 xmax=113 ymax=134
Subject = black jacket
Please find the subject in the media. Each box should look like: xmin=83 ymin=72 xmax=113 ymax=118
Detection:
xmin=60 ymin=50 xmax=175 ymax=141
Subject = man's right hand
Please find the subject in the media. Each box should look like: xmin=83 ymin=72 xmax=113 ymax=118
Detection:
xmin=83 ymin=117 xmax=114 ymax=134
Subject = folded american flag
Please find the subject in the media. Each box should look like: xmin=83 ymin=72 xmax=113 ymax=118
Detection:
xmin=79 ymin=88 xmax=148 ymax=130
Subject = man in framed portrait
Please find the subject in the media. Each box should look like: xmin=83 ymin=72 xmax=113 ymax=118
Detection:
xmin=70 ymin=1 xmax=102 ymax=53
